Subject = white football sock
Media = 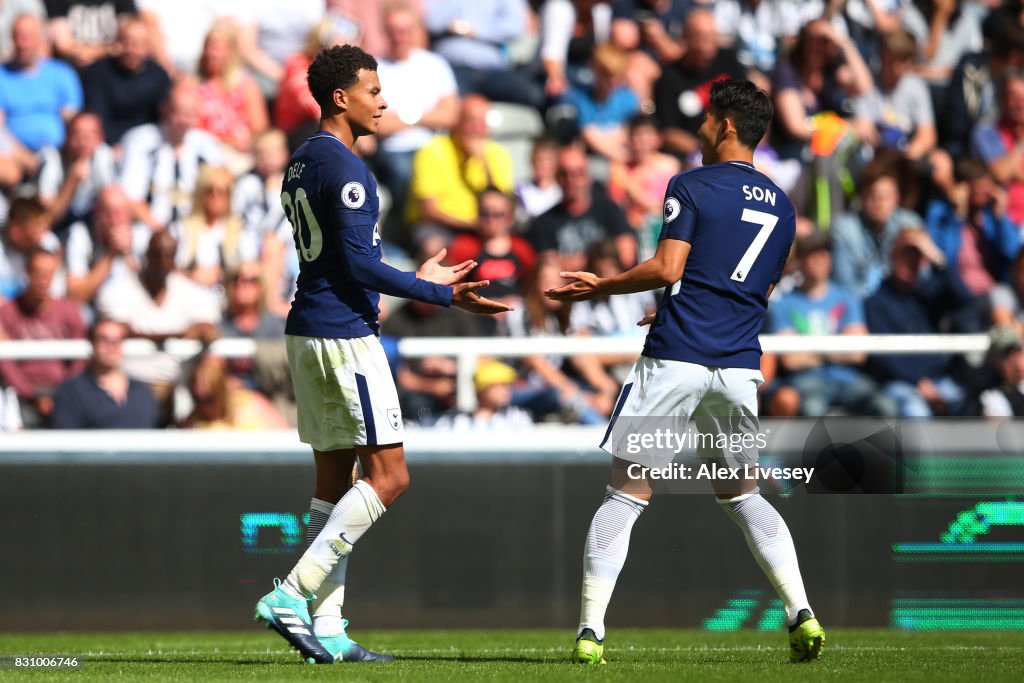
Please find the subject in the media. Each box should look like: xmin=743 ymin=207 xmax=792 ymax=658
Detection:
xmin=578 ymin=485 xmax=648 ymax=641
xmin=304 ymin=498 xmax=349 ymax=636
xmin=719 ymin=490 xmax=811 ymax=625
xmin=284 ymin=480 xmax=385 ymax=606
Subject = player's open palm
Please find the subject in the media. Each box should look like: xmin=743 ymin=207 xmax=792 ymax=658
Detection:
xmin=545 ymin=271 xmax=602 ymax=301
xmin=452 ymin=280 xmax=513 ymax=315
xmin=417 ymin=248 xmax=476 ymax=286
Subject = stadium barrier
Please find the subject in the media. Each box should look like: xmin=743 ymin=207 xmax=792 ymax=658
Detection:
xmin=1 ymin=425 xmax=1021 ymax=631
xmin=0 ymin=333 xmax=994 ymax=411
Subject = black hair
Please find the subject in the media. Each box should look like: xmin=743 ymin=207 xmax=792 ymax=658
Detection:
xmin=708 ymin=79 xmax=773 ymax=149
xmin=307 ymin=44 xmax=378 ymax=114
xmin=993 ymin=20 xmax=1024 ymax=58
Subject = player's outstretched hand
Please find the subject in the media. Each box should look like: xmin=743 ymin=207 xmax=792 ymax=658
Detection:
xmin=545 ymin=271 xmax=603 ymax=302
xmin=417 ymin=247 xmax=476 ymax=286
xmin=452 ymin=280 xmax=513 ymax=315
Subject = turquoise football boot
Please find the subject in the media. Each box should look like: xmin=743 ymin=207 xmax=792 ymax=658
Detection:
xmin=317 ymin=619 xmax=395 ymax=663
xmin=254 ymin=579 xmax=334 ymax=664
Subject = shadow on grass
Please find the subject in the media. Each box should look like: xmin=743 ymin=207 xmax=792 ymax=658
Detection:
xmin=365 ymin=655 xmax=551 ymax=664
xmin=88 ymin=657 xmax=304 ymax=666
xmin=91 ymin=655 xmax=553 ymax=666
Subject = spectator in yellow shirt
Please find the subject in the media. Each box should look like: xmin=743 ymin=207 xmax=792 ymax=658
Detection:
xmin=407 ymin=94 xmax=513 ymax=254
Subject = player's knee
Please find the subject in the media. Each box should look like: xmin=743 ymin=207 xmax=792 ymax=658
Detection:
xmin=391 ymin=468 xmax=411 ymax=499
xmin=371 ymin=469 xmax=410 ymax=506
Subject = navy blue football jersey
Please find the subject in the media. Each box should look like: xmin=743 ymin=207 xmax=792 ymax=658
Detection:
xmin=643 ymin=160 xmax=795 ymax=369
xmin=283 ymin=133 xmax=451 ymax=339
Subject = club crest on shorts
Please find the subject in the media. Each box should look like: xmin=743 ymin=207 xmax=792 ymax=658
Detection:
xmin=387 ymin=408 xmax=401 ymax=430
xmin=341 ymin=182 xmax=365 ymax=209
xmin=664 ymin=197 xmax=681 ymax=223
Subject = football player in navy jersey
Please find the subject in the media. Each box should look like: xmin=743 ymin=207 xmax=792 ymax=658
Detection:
xmin=548 ymin=79 xmax=824 ymax=664
xmin=254 ymin=45 xmax=510 ymax=664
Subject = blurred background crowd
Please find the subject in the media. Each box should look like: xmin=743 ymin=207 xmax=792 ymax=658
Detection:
xmin=3 ymin=0 xmax=1024 ymax=433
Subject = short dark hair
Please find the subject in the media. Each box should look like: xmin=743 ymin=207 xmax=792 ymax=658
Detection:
xmin=89 ymin=316 xmax=127 ymax=342
xmin=857 ymin=155 xmax=901 ymax=190
xmin=627 ymin=113 xmax=659 ymax=133
xmin=954 ymin=157 xmax=990 ymax=183
xmin=993 ymin=20 xmax=1024 ymax=58
xmin=530 ymin=135 xmax=558 ymax=155
xmin=7 ymin=196 xmax=47 ymax=225
xmin=708 ymin=79 xmax=772 ymax=149
xmin=307 ymin=44 xmax=378 ymax=113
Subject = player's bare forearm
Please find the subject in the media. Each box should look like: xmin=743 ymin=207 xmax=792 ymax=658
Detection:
xmin=546 ymin=240 xmax=689 ymax=301
xmin=451 ymin=280 xmax=513 ymax=314
xmin=602 ymin=256 xmax=681 ymax=294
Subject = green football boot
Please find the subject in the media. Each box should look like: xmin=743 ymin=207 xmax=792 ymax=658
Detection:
xmin=788 ymin=609 xmax=825 ymax=663
xmin=572 ymin=628 xmax=606 ymax=665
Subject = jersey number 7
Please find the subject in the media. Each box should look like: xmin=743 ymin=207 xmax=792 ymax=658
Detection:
xmin=282 ymin=188 xmax=324 ymax=262
xmin=731 ymin=208 xmax=779 ymax=282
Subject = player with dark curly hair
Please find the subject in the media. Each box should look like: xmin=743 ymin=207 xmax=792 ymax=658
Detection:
xmin=254 ymin=44 xmax=510 ymax=664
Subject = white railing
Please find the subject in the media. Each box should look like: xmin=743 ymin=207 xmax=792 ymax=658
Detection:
xmin=0 ymin=334 xmax=993 ymax=411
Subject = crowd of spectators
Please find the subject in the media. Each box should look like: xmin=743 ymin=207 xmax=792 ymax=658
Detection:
xmin=3 ymin=0 xmax=1024 ymax=433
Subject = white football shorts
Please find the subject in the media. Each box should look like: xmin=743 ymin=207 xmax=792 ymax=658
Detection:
xmin=599 ymin=355 xmax=763 ymax=468
xmin=286 ymin=333 xmax=404 ymax=451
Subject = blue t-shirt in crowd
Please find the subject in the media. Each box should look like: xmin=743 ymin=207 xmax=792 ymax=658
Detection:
xmin=566 ymin=84 xmax=639 ymax=129
xmin=768 ymin=282 xmax=864 ymax=335
xmin=0 ymin=58 xmax=82 ymax=151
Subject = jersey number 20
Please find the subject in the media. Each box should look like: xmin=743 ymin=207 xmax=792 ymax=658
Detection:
xmin=282 ymin=188 xmax=323 ymax=262
xmin=730 ymin=208 xmax=778 ymax=282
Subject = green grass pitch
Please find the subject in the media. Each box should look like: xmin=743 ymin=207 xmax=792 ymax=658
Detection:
xmin=1 ymin=629 xmax=1022 ymax=681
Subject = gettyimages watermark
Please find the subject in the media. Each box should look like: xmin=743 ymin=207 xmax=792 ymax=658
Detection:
xmin=620 ymin=425 xmax=813 ymax=484
xmin=600 ymin=417 xmax=1024 ymax=495
xmin=623 ymin=461 xmax=815 ymax=485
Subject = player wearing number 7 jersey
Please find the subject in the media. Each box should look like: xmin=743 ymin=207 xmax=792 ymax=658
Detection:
xmin=254 ymin=45 xmax=510 ymax=664
xmin=547 ymin=79 xmax=824 ymax=665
